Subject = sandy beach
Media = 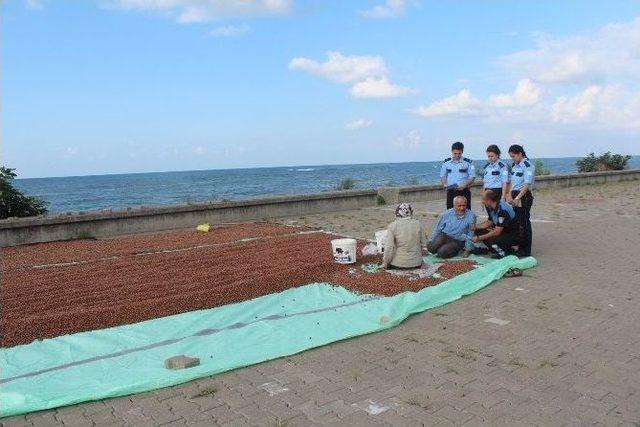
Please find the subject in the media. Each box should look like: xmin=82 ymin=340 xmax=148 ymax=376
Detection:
xmin=2 ymin=179 xmax=639 ymax=426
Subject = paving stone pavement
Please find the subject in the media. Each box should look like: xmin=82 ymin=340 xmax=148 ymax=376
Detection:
xmin=2 ymin=180 xmax=639 ymax=426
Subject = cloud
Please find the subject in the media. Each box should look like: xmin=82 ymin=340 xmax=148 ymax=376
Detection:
xmin=108 ymin=0 xmax=292 ymax=23
xmin=499 ymin=17 xmax=640 ymax=83
xmin=288 ymin=51 xmax=387 ymax=83
xmin=551 ymin=85 xmax=640 ymax=129
xmin=349 ymin=77 xmax=416 ymax=99
xmin=359 ymin=0 xmax=412 ymax=19
xmin=413 ymin=89 xmax=482 ymax=118
xmin=289 ymin=51 xmax=415 ymax=99
xmin=345 ymin=118 xmax=373 ymax=130
xmin=24 ymin=0 xmax=45 ymax=10
xmin=414 ymin=79 xmax=542 ymax=118
xmin=395 ymin=130 xmax=421 ymax=149
xmin=488 ymin=79 xmax=541 ymax=107
xmin=209 ymin=23 xmax=250 ymax=37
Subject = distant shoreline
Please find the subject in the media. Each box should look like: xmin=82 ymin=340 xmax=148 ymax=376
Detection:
xmin=18 ymin=155 xmax=640 ymax=181
xmin=14 ymin=157 xmax=640 ymax=214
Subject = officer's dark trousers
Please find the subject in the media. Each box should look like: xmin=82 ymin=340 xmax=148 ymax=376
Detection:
xmin=475 ymin=229 xmax=518 ymax=255
xmin=484 ymin=188 xmax=502 ymax=200
xmin=427 ymin=233 xmax=464 ymax=259
xmin=511 ymin=190 xmax=534 ymax=255
xmin=446 ymin=188 xmax=471 ymax=209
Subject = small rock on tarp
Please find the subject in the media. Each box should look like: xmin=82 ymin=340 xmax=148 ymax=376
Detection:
xmin=165 ymin=355 xmax=200 ymax=370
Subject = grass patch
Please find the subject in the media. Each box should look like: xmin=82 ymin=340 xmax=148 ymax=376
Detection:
xmin=335 ymin=178 xmax=356 ymax=191
xmin=441 ymin=347 xmax=477 ymax=362
xmin=272 ymin=417 xmax=288 ymax=427
xmin=508 ymin=357 xmax=527 ymax=368
xmin=538 ymin=359 xmax=559 ymax=369
xmin=406 ymin=396 xmax=430 ymax=410
xmin=191 ymin=386 xmax=217 ymax=399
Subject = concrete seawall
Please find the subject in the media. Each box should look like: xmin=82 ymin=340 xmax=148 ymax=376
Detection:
xmin=2 ymin=169 xmax=639 ymax=247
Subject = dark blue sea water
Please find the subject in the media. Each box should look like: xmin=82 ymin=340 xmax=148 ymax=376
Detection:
xmin=15 ymin=157 xmax=640 ymax=214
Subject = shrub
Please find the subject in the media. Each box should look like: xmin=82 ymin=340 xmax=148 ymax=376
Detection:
xmin=534 ymin=160 xmax=550 ymax=176
xmin=376 ymin=195 xmax=386 ymax=205
xmin=335 ymin=178 xmax=356 ymax=190
xmin=576 ymin=152 xmax=631 ymax=173
xmin=0 ymin=167 xmax=48 ymax=219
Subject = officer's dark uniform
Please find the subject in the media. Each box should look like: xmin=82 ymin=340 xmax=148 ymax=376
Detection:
xmin=440 ymin=157 xmax=475 ymax=209
xmin=476 ymin=200 xmax=518 ymax=255
xmin=482 ymin=159 xmax=509 ymax=199
xmin=510 ymin=158 xmax=535 ymax=256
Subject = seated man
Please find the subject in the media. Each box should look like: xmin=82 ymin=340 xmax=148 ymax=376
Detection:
xmin=427 ymin=196 xmax=475 ymax=259
xmin=473 ymin=190 xmax=518 ymax=257
xmin=382 ymin=203 xmax=426 ymax=269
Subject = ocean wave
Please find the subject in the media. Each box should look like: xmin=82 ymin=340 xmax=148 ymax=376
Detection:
xmin=295 ymin=168 xmax=315 ymax=172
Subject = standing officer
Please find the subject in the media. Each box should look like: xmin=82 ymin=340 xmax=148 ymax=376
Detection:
xmin=507 ymin=144 xmax=535 ymax=257
xmin=482 ymin=144 xmax=509 ymax=200
xmin=440 ymin=141 xmax=475 ymax=209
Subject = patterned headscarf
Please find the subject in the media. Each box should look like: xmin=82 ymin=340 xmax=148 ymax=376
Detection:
xmin=395 ymin=202 xmax=413 ymax=218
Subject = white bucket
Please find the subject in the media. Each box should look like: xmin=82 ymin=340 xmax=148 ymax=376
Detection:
xmin=375 ymin=230 xmax=389 ymax=254
xmin=331 ymin=238 xmax=357 ymax=264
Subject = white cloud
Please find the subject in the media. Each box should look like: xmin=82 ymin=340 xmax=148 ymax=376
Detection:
xmin=108 ymin=0 xmax=292 ymax=23
xmin=359 ymin=0 xmax=412 ymax=19
xmin=499 ymin=17 xmax=640 ymax=83
xmin=551 ymin=85 xmax=603 ymax=123
xmin=25 ymin=0 xmax=45 ymax=10
xmin=209 ymin=23 xmax=250 ymax=37
xmin=413 ymin=89 xmax=482 ymax=117
xmin=66 ymin=147 xmax=78 ymax=155
xmin=289 ymin=51 xmax=415 ymax=99
xmin=345 ymin=118 xmax=373 ymax=130
xmin=551 ymin=85 xmax=640 ymax=129
xmin=414 ymin=79 xmax=542 ymax=119
xmin=395 ymin=130 xmax=421 ymax=149
xmin=349 ymin=77 xmax=415 ymax=99
xmin=288 ymin=51 xmax=387 ymax=84
xmin=488 ymin=79 xmax=541 ymax=107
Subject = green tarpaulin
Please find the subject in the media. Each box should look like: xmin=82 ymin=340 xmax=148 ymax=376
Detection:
xmin=0 ymin=255 xmax=536 ymax=417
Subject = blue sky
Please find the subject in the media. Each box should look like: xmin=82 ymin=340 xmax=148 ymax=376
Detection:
xmin=3 ymin=0 xmax=639 ymax=178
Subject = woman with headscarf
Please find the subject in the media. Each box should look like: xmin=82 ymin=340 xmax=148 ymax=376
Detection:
xmin=381 ymin=203 xmax=427 ymax=269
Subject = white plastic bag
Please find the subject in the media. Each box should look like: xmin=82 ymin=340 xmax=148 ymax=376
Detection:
xmin=361 ymin=242 xmax=379 ymax=256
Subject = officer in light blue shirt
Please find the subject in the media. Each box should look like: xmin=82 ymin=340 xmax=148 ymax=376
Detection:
xmin=482 ymin=144 xmax=509 ymax=200
xmin=507 ymin=144 xmax=535 ymax=257
xmin=440 ymin=141 xmax=476 ymax=209
xmin=427 ymin=195 xmax=476 ymax=258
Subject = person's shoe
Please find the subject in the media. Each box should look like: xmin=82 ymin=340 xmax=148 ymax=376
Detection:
xmin=471 ymin=247 xmax=489 ymax=255
xmin=490 ymin=252 xmax=505 ymax=259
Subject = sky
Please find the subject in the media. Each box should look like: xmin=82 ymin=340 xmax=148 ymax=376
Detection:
xmin=2 ymin=0 xmax=639 ymax=178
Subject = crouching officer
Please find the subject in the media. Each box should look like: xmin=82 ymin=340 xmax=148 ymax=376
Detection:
xmin=472 ymin=190 xmax=518 ymax=258
xmin=440 ymin=141 xmax=475 ymax=209
xmin=507 ymin=144 xmax=535 ymax=257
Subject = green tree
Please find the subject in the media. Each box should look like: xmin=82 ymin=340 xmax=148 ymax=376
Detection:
xmin=0 ymin=167 xmax=48 ymax=219
xmin=576 ymin=152 xmax=631 ymax=173
xmin=534 ymin=160 xmax=551 ymax=176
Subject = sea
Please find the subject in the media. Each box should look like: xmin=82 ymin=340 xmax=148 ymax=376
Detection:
xmin=15 ymin=156 xmax=640 ymax=214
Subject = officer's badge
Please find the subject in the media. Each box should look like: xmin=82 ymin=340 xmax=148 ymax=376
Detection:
xmin=498 ymin=217 xmax=504 ymax=224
